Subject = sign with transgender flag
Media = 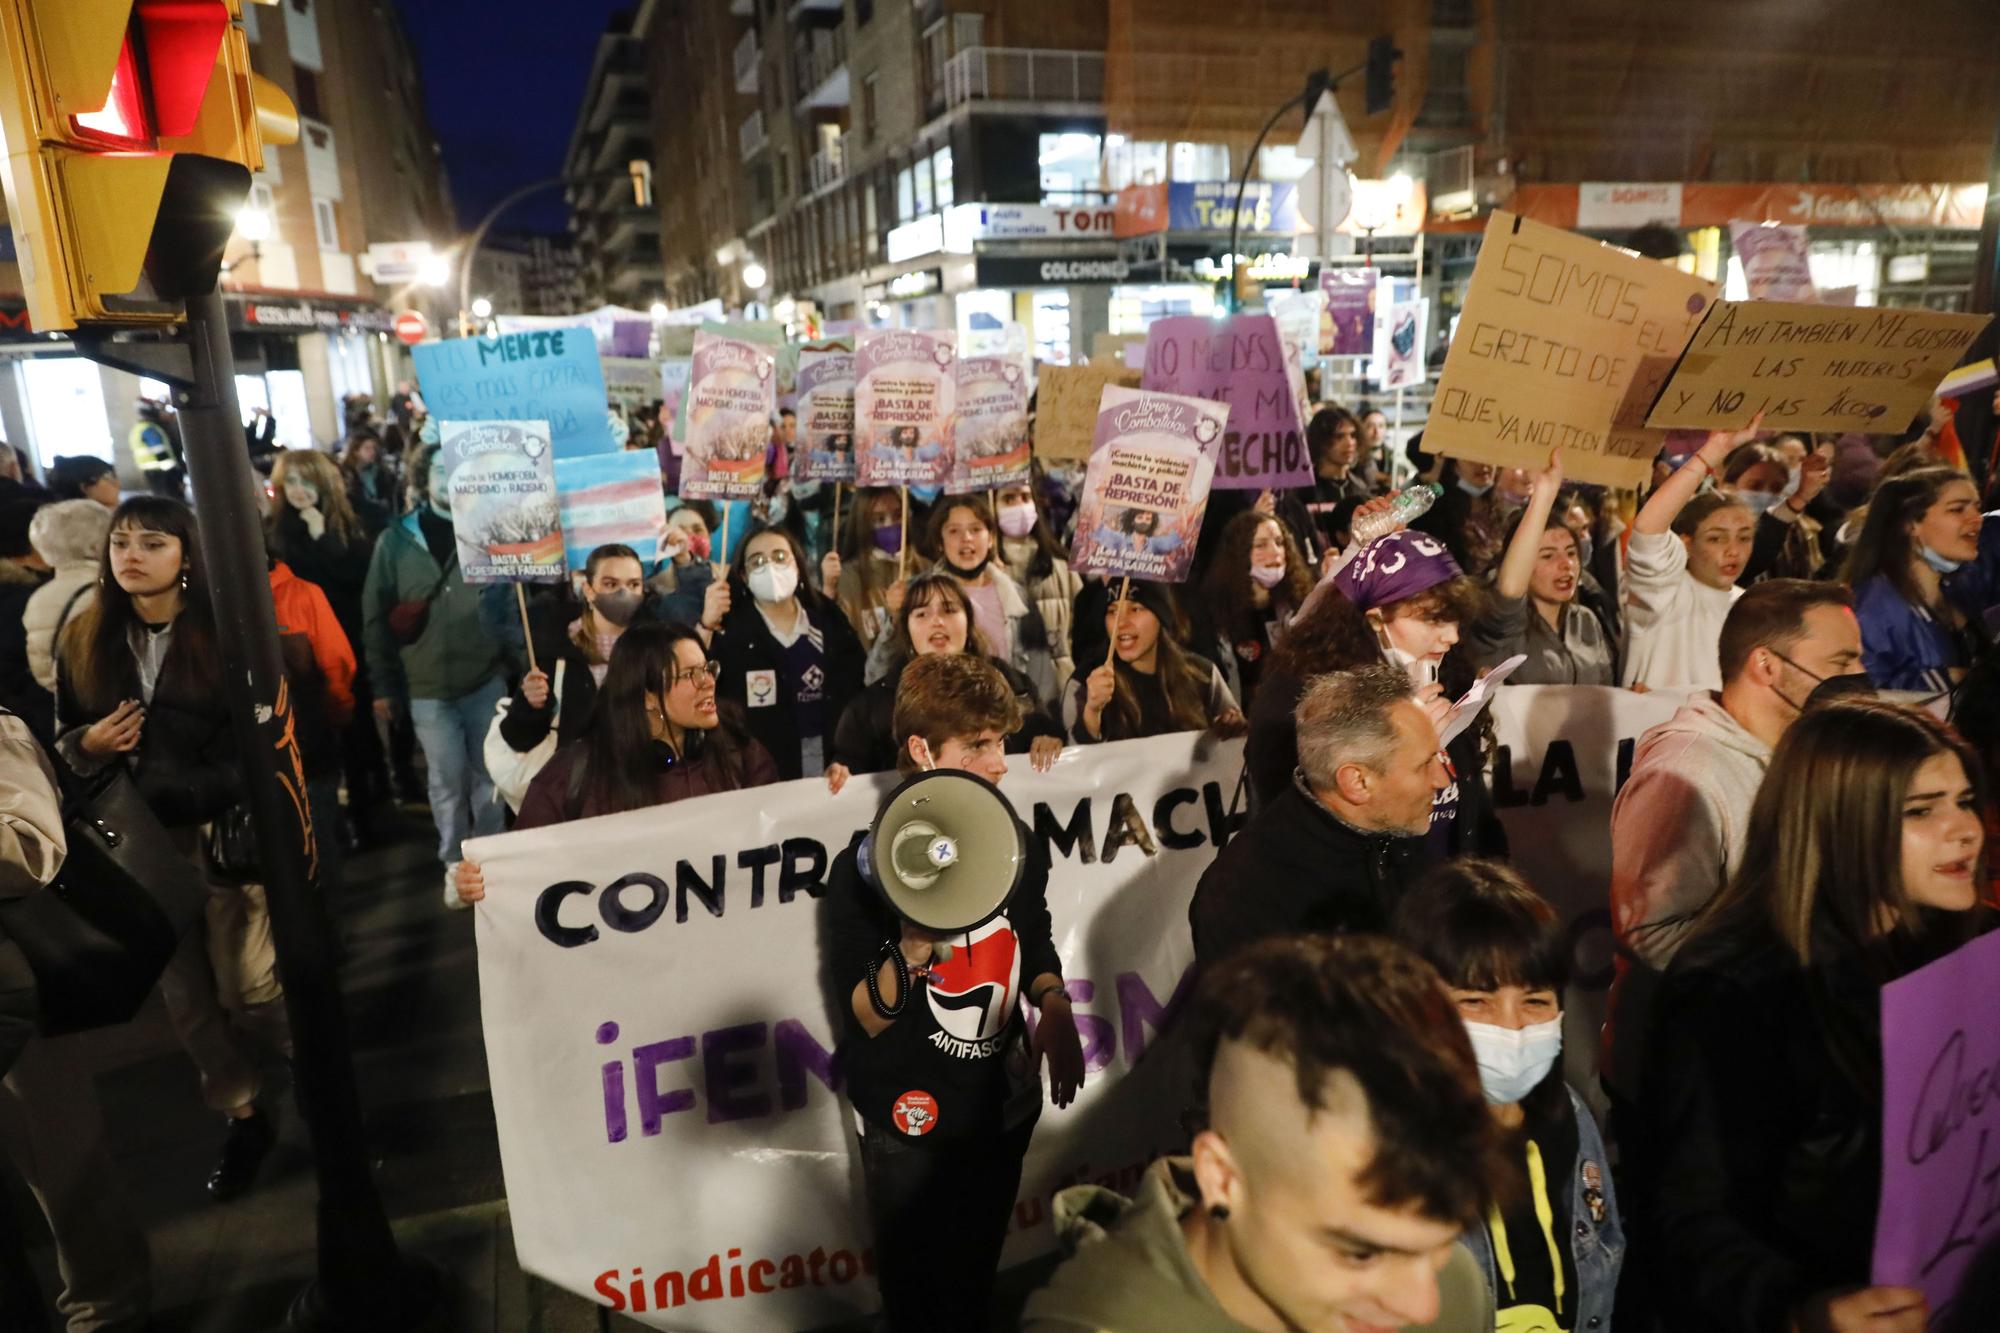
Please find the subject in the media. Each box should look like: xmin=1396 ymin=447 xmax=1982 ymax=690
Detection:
xmin=553 ymin=451 xmax=667 ymax=575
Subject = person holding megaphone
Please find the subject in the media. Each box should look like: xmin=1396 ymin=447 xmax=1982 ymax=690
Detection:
xmin=824 ymin=652 xmax=1083 ymax=1330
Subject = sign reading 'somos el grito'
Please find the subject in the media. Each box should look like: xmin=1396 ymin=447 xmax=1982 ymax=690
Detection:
xmin=1426 ymin=211 xmax=1717 ymax=489
xmin=1644 ymin=301 xmax=1992 ymax=433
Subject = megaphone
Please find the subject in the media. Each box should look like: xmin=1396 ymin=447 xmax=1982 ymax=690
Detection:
xmin=863 ymin=769 xmax=1025 ymax=951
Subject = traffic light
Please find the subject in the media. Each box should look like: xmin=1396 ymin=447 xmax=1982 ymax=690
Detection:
xmin=0 ymin=0 xmax=298 ymax=331
xmin=1365 ymin=35 xmax=1401 ymax=116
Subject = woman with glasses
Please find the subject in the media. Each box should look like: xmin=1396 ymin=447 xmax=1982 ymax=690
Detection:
xmin=710 ymin=524 xmax=865 ymax=781
xmin=452 ymin=622 xmax=776 ymax=903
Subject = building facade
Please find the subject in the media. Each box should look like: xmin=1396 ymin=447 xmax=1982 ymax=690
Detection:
xmin=565 ymin=10 xmax=664 ymax=309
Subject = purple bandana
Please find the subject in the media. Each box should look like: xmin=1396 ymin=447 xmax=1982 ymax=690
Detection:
xmin=1332 ymin=530 xmax=1463 ymax=612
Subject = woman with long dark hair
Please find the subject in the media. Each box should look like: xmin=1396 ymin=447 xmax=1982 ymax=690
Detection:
xmin=1063 ymin=580 xmax=1240 ymax=743
xmin=1625 ymin=699 xmax=1988 ymax=1331
xmin=453 ymin=622 xmax=778 ymax=902
xmin=53 ymin=496 xmax=291 ymax=1201
xmin=1843 ymin=466 xmax=1998 ymax=696
xmin=833 ymin=487 xmax=910 ymax=655
xmin=1188 ymin=509 xmax=1314 ymax=710
xmin=338 ymin=428 xmax=399 ymax=536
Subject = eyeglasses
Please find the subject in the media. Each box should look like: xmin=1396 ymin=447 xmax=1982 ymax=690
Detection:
xmin=669 ymin=661 xmax=721 ymax=688
xmin=744 ymin=549 xmax=793 ymax=572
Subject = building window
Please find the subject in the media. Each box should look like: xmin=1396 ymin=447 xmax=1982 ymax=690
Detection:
xmin=1039 ymin=132 xmax=1101 ymax=201
xmin=896 ymin=165 xmax=914 ymax=223
xmin=292 ymin=67 xmax=322 ymax=120
xmin=1172 ymin=141 xmax=1230 ymax=182
xmin=931 ymin=146 xmax=953 ymax=208
xmin=856 ymin=0 xmax=873 ymax=24
xmin=1104 ymin=137 xmax=1168 ymax=190
xmin=862 ymin=73 xmax=878 ymax=144
xmin=912 ymin=155 xmax=933 ymax=216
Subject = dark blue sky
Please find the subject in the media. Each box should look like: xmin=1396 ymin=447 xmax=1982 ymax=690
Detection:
xmin=394 ymin=0 xmax=633 ymax=235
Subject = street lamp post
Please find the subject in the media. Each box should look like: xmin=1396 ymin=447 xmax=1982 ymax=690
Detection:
xmin=1223 ymin=68 xmax=1330 ymax=314
xmin=454 ymin=161 xmax=652 ymax=333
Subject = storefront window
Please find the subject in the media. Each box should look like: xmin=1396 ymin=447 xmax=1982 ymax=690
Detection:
xmin=1033 ymin=289 xmax=1072 ymax=366
xmin=913 ymin=156 xmax=934 ymax=216
xmin=266 ymin=369 xmax=314 ymax=450
xmin=1105 ymin=136 xmax=1167 ymax=190
xmin=955 ymin=288 xmax=1013 ymax=355
xmin=1171 ymin=142 xmax=1229 ymax=183
xmin=896 ymin=166 xmax=914 ymax=223
xmin=17 ymin=357 xmax=113 ymax=470
xmin=1039 ymin=132 xmax=1102 ymax=202
xmin=1108 ymin=283 xmax=1214 ymax=334
xmin=932 ymin=146 xmax=953 ymax=209
xmin=235 ymin=374 xmax=271 ymax=428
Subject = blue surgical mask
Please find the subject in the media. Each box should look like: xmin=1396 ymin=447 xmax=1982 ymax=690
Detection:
xmin=1464 ymin=1017 xmax=1563 ymax=1106
xmin=1735 ymin=490 xmax=1782 ymax=517
xmin=1919 ymin=543 xmax=1965 ymax=575
xmin=765 ymin=495 xmax=789 ymax=526
xmin=910 ymin=484 xmax=942 ymax=505
xmin=1456 ymin=478 xmax=1491 ymax=498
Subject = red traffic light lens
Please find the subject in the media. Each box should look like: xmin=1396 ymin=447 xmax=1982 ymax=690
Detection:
xmin=71 ymin=40 xmax=155 ymax=150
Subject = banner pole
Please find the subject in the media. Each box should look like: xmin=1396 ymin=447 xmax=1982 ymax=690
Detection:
xmin=898 ymin=484 xmax=908 ymax=582
xmin=1107 ymin=574 xmax=1130 ymax=669
xmin=830 ymin=481 xmax=844 ymax=561
xmin=515 ymin=582 xmax=538 ymax=675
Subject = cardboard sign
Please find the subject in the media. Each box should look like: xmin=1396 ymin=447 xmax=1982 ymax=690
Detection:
xmin=1141 ymin=314 xmax=1312 ymax=491
xmin=793 ymin=348 xmax=856 ymax=484
xmin=1033 ymin=362 xmax=1141 ymax=463
xmin=1320 ymin=266 xmax=1378 ymax=356
xmin=1728 ymin=221 xmax=1816 ymax=302
xmin=855 ymin=329 xmax=957 ymax=489
xmin=681 ymin=331 xmax=775 ymax=501
xmin=1645 ymin=301 xmax=1993 ymax=433
xmin=1069 ymin=386 xmax=1228 ymax=583
xmin=554 ymin=451 xmax=666 ymax=574
xmin=438 ymin=419 xmax=565 ymax=583
xmin=1872 ymin=929 xmax=2000 ymax=1319
xmin=947 ymin=354 xmax=1032 ymax=493
xmin=1427 ymin=210 xmax=1718 ymax=489
xmin=413 ymin=329 xmax=617 ymax=463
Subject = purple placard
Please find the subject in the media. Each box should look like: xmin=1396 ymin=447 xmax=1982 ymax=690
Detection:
xmin=682 ymin=331 xmax=773 ymax=501
xmin=1068 ymin=385 xmax=1228 ymax=584
xmin=609 ymin=320 xmax=653 ymax=359
xmin=1872 ymin=927 xmax=2000 ymax=1319
xmin=855 ymin=328 xmax=956 ymax=489
xmin=1320 ymin=266 xmax=1379 ymax=357
xmin=794 ymin=349 xmax=856 ymax=483
xmin=946 ymin=354 xmax=1031 ymax=494
xmin=1140 ymin=313 xmax=1311 ymax=491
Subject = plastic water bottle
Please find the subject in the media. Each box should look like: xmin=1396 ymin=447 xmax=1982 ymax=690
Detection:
xmin=1349 ymin=483 xmax=1442 ymax=547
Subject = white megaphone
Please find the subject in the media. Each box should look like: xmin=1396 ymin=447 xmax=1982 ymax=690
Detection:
xmin=863 ymin=769 xmax=1026 ymax=958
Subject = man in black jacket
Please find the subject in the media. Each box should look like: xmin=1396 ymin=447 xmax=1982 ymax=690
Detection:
xmin=1190 ymin=663 xmax=1446 ymax=974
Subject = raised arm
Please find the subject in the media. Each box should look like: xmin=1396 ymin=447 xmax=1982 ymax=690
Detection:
xmin=1633 ymin=417 xmax=1764 ymax=537
xmin=1491 ymin=449 xmax=1565 ymax=601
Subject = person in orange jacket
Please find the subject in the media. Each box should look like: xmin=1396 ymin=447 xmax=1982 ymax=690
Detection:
xmin=269 ymin=558 xmax=356 ymax=891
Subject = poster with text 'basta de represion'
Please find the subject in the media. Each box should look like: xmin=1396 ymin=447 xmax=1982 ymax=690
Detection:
xmin=1069 ymin=385 xmax=1227 ymax=584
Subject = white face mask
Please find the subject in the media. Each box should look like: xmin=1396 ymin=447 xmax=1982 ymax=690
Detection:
xmin=1464 ymin=1016 xmax=1563 ymax=1105
xmin=1735 ymin=489 xmax=1781 ymax=517
xmin=1248 ymin=562 xmax=1285 ymax=589
xmin=1370 ymin=612 xmax=1438 ymax=687
xmin=747 ymin=562 xmax=798 ymax=604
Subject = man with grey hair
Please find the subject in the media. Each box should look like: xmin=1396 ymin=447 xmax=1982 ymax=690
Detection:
xmin=1189 ymin=662 xmax=1448 ymax=974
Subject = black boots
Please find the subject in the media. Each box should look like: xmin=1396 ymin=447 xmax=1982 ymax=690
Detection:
xmin=206 ymin=1108 xmax=276 ymax=1202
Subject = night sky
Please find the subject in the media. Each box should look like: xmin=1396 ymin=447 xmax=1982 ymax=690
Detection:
xmin=394 ymin=0 xmax=635 ymax=235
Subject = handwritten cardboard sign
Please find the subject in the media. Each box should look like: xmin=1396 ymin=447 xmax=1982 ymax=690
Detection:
xmin=1644 ymin=301 xmax=1992 ymax=433
xmin=412 ymin=329 xmax=616 ymax=463
xmin=1069 ymin=386 xmax=1228 ymax=584
xmin=1427 ymin=210 xmax=1718 ymax=489
xmin=438 ymin=420 xmax=565 ymax=583
xmin=1032 ymin=362 xmax=1140 ymax=462
xmin=1872 ymin=928 xmax=2000 ymax=1322
xmin=1141 ymin=313 xmax=1312 ymax=491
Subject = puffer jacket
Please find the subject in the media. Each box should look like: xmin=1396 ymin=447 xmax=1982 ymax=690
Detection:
xmin=360 ymin=510 xmax=503 ymax=703
xmin=999 ymin=539 xmax=1082 ymax=700
xmin=23 ymin=498 xmax=111 ymax=694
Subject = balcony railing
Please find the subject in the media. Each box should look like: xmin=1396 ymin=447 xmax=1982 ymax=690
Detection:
xmin=808 ymin=139 xmax=846 ymax=192
xmin=796 ymin=28 xmax=849 ymax=107
xmin=739 ymin=109 xmax=767 ymax=161
xmin=733 ymin=29 xmax=759 ymax=94
xmin=943 ymin=47 xmax=1104 ymax=110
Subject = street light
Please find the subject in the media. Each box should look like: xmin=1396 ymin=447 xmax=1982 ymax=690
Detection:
xmin=235 ymin=205 xmax=271 ymax=242
xmin=742 ymin=260 xmax=768 ymax=290
xmin=419 ymin=253 xmax=452 ymax=287
xmin=470 ymin=296 xmax=493 ymax=319
xmin=650 ymin=300 xmax=669 ymax=319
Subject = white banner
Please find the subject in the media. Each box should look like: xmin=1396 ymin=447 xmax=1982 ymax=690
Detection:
xmin=468 ymin=733 xmax=1247 ymax=1328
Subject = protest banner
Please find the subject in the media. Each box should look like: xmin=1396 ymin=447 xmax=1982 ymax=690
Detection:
xmin=1728 ymin=221 xmax=1817 ymax=301
xmin=1427 ymin=210 xmax=1718 ymax=489
xmin=1032 ymin=362 xmax=1141 ymax=463
xmin=1319 ymin=266 xmax=1378 ymax=356
xmin=437 ymin=420 xmax=565 ymax=583
xmin=793 ymin=348 xmax=856 ymax=484
xmin=681 ymin=330 xmax=775 ymax=502
xmin=1644 ymin=301 xmax=1993 ymax=433
xmin=467 ymin=732 xmax=1244 ymax=1329
xmin=1069 ymin=385 xmax=1228 ymax=584
xmin=1871 ymin=928 xmax=2000 ymax=1322
xmin=1141 ymin=313 xmax=1312 ymax=490
xmin=1375 ymin=298 xmax=1428 ymax=389
xmin=948 ymin=354 xmax=1032 ymax=493
xmin=603 ymin=356 xmax=663 ymax=415
xmin=855 ymin=329 xmax=957 ymax=489
xmin=554 ymin=451 xmax=667 ymax=573
xmin=413 ymin=328 xmax=618 ymax=462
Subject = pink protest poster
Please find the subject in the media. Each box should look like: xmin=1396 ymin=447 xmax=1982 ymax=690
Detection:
xmin=1871 ymin=928 xmax=2000 ymax=1319
xmin=1730 ymin=220 xmax=1818 ymax=302
xmin=1140 ymin=313 xmax=1312 ymax=491
xmin=1068 ymin=385 xmax=1228 ymax=584
xmin=681 ymin=331 xmax=774 ymax=501
xmin=855 ymin=328 xmax=956 ymax=489
xmin=1320 ymin=266 xmax=1378 ymax=356
xmin=793 ymin=347 xmax=856 ymax=484
xmin=947 ymin=354 xmax=1031 ymax=494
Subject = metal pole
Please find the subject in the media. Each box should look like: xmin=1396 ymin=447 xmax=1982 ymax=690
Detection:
xmin=178 ymin=287 xmax=440 ymax=1330
xmin=1972 ymin=110 xmax=2000 ymax=316
xmin=457 ymin=168 xmax=646 ymax=331
xmin=1225 ymin=93 xmax=1304 ymax=315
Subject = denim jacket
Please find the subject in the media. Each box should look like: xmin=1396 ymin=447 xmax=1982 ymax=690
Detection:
xmin=1460 ymin=1085 xmax=1625 ymax=1331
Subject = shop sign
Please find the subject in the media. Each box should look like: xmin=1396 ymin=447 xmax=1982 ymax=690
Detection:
xmin=233 ymin=297 xmax=395 ymax=334
xmin=955 ymin=202 xmax=1120 ymax=239
xmin=1111 ymin=181 xmax=1301 ymax=238
xmin=973 ymin=254 xmax=1130 ymax=286
xmin=1576 ymin=182 xmax=1683 ymax=230
xmin=886 ymin=269 xmax=941 ymax=299
xmin=886 ymin=213 xmax=945 ymax=264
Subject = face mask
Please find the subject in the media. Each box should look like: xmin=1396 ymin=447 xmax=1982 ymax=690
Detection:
xmin=428 ymin=494 xmax=452 ymax=520
xmin=766 ymin=495 xmax=790 ymax=526
xmin=1370 ymin=611 xmax=1438 ymax=687
xmin=590 ymin=589 xmax=642 ymax=627
xmin=1464 ymin=1017 xmax=1563 ymax=1106
xmin=910 ymin=484 xmax=942 ymax=505
xmin=998 ymin=502 xmax=1038 ymax=539
xmin=1248 ymin=562 xmax=1285 ymax=589
xmin=1576 ymin=532 xmax=1595 ymax=568
xmin=1777 ymin=465 xmax=1803 ymax=506
xmin=944 ymin=556 xmax=986 ymax=580
xmin=1735 ymin=489 xmax=1782 ymax=516
xmin=683 ymin=530 xmax=711 ymax=561
xmin=1456 ymin=477 xmax=1492 ymax=498
xmin=872 ymin=523 xmax=903 ymax=556
xmin=1919 ymin=543 xmax=1965 ymax=575
xmin=747 ymin=562 xmax=797 ymax=604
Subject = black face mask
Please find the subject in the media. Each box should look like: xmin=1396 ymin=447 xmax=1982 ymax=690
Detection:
xmin=1769 ymin=648 xmax=1875 ymax=712
xmin=943 ymin=557 xmax=987 ymax=580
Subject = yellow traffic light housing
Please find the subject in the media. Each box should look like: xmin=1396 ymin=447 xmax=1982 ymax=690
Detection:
xmin=0 ymin=0 xmax=298 ymax=331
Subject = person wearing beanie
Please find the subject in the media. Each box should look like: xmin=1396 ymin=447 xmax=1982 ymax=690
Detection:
xmin=0 ymin=497 xmax=53 ymax=739
xmin=22 ymin=498 xmax=113 ymax=698
xmin=1061 ymin=580 xmax=1241 ymax=744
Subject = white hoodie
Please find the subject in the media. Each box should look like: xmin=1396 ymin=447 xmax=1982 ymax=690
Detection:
xmin=1620 ymin=528 xmax=1742 ymax=691
xmin=1602 ymin=691 xmax=1771 ymax=1100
